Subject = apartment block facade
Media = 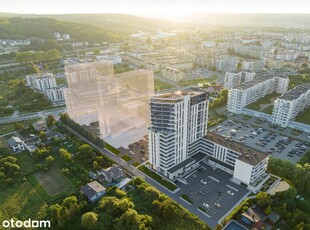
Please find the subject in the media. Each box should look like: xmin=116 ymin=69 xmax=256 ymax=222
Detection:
xmin=224 ymin=70 xmax=256 ymax=89
xmin=227 ymin=75 xmax=289 ymax=114
xmin=271 ymin=83 xmax=310 ymax=127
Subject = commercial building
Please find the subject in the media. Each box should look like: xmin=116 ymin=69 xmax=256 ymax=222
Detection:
xmin=227 ymin=75 xmax=289 ymax=114
xmin=148 ymin=88 xmax=209 ymax=180
xmin=271 ymin=83 xmax=310 ymax=127
xmin=201 ymin=132 xmax=270 ymax=192
xmin=224 ymin=70 xmax=256 ymax=89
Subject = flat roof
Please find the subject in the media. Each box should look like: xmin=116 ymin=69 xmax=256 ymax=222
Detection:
xmin=152 ymin=88 xmax=207 ymax=100
xmin=279 ymin=83 xmax=310 ymax=101
xmin=233 ymin=74 xmax=288 ymax=90
xmin=167 ymin=152 xmax=205 ymax=173
xmin=205 ymin=132 xmax=269 ymax=166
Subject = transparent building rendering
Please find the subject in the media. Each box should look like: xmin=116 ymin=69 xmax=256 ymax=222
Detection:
xmin=64 ymin=61 xmax=154 ymax=148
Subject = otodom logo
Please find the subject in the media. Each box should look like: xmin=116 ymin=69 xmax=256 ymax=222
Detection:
xmin=2 ymin=219 xmax=51 ymax=228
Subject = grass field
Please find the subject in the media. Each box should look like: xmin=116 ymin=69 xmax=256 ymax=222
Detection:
xmin=138 ymin=165 xmax=177 ymax=191
xmin=177 ymin=75 xmax=217 ymax=87
xmin=0 ymin=181 xmax=47 ymax=223
xmin=295 ymin=107 xmax=310 ymax=125
xmin=15 ymin=151 xmax=37 ymax=174
xmin=32 ymin=165 xmax=72 ymax=197
xmin=262 ymin=105 xmax=274 ymax=115
xmin=154 ymin=79 xmax=174 ymax=90
xmin=247 ymin=92 xmax=280 ymax=111
xmin=0 ymin=123 xmax=16 ymax=135
xmin=121 ymin=155 xmax=132 ymax=162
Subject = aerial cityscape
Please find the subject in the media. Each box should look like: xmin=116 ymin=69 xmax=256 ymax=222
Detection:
xmin=0 ymin=1 xmax=310 ymax=230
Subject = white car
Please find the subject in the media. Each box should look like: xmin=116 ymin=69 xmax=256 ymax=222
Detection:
xmin=200 ymin=179 xmax=207 ymax=184
xmin=215 ymin=202 xmax=221 ymax=208
xmin=129 ymin=151 xmax=134 ymax=155
xmin=203 ymin=203 xmax=209 ymax=208
xmin=227 ymin=190 xmax=234 ymax=196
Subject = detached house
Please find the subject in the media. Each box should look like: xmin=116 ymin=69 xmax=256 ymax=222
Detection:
xmin=81 ymin=181 xmax=106 ymax=203
xmin=97 ymin=165 xmax=123 ymax=183
xmin=7 ymin=137 xmax=25 ymax=152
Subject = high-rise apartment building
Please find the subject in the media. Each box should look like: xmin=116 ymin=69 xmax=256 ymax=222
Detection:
xmin=271 ymin=83 xmax=310 ymax=127
xmin=148 ymin=88 xmax=209 ymax=180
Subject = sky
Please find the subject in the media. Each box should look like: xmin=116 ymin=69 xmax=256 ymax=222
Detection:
xmin=1 ymin=0 xmax=310 ymax=19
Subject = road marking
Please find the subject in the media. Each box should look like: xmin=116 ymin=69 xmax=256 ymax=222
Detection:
xmin=226 ymin=184 xmax=238 ymax=192
xmin=208 ymin=176 xmax=219 ymax=183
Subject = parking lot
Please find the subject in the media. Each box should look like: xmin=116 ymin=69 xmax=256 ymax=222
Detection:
xmin=176 ymin=164 xmax=249 ymax=228
xmin=211 ymin=120 xmax=309 ymax=163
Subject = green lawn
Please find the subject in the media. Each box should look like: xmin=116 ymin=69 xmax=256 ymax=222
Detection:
xmin=295 ymin=107 xmax=310 ymax=125
xmin=121 ymin=155 xmax=132 ymax=162
xmin=15 ymin=151 xmax=37 ymax=174
xmin=181 ymin=194 xmax=193 ymax=204
xmin=247 ymin=92 xmax=281 ymax=111
xmin=0 ymin=181 xmax=47 ymax=223
xmin=154 ymin=79 xmax=174 ymax=90
xmin=0 ymin=123 xmax=16 ymax=135
xmin=132 ymin=162 xmax=140 ymax=167
xmin=177 ymin=75 xmax=217 ymax=87
xmin=56 ymin=78 xmax=66 ymax=85
xmin=262 ymin=105 xmax=274 ymax=115
xmin=138 ymin=165 xmax=177 ymax=191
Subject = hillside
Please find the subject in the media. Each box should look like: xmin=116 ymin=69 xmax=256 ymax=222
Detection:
xmin=0 ymin=13 xmax=167 ymax=34
xmin=0 ymin=17 xmax=123 ymax=42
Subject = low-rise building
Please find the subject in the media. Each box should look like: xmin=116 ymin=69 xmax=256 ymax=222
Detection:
xmin=81 ymin=181 xmax=106 ymax=203
xmin=7 ymin=136 xmax=25 ymax=152
xmin=96 ymin=165 xmax=124 ymax=183
xmin=202 ymin=132 xmax=270 ymax=192
xmin=271 ymin=83 xmax=310 ymax=127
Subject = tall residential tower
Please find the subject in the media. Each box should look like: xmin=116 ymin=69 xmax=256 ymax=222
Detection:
xmin=148 ymin=88 xmax=209 ymax=180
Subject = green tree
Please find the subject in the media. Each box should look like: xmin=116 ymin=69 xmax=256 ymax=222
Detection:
xmin=256 ymin=192 xmax=271 ymax=208
xmin=39 ymin=131 xmax=46 ymax=140
xmin=81 ymin=212 xmax=98 ymax=230
xmin=265 ymin=205 xmax=272 ymax=215
xmin=45 ymin=156 xmax=55 ymax=166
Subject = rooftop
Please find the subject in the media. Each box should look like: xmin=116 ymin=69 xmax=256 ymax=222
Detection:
xmin=81 ymin=181 xmax=106 ymax=198
xmin=279 ymin=83 xmax=310 ymax=101
xmin=205 ymin=132 xmax=269 ymax=166
xmin=151 ymin=88 xmax=207 ymax=100
xmin=233 ymin=74 xmax=288 ymax=90
xmin=7 ymin=136 xmax=23 ymax=147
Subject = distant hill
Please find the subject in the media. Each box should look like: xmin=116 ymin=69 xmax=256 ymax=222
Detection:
xmin=0 ymin=17 xmax=123 ymax=42
xmin=0 ymin=13 xmax=167 ymax=35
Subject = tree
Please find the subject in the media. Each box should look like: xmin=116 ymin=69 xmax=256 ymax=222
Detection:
xmin=46 ymin=114 xmax=56 ymax=127
xmin=81 ymin=212 xmax=98 ymax=230
xmin=256 ymin=192 xmax=271 ymax=208
xmin=93 ymin=49 xmax=100 ymax=55
xmin=79 ymin=144 xmax=92 ymax=155
xmin=39 ymin=131 xmax=46 ymax=140
xmin=265 ymin=205 xmax=272 ymax=215
xmin=59 ymin=148 xmax=72 ymax=161
xmin=45 ymin=156 xmax=55 ymax=166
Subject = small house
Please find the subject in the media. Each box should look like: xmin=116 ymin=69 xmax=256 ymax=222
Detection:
xmin=81 ymin=181 xmax=106 ymax=203
xmin=7 ymin=136 xmax=25 ymax=152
